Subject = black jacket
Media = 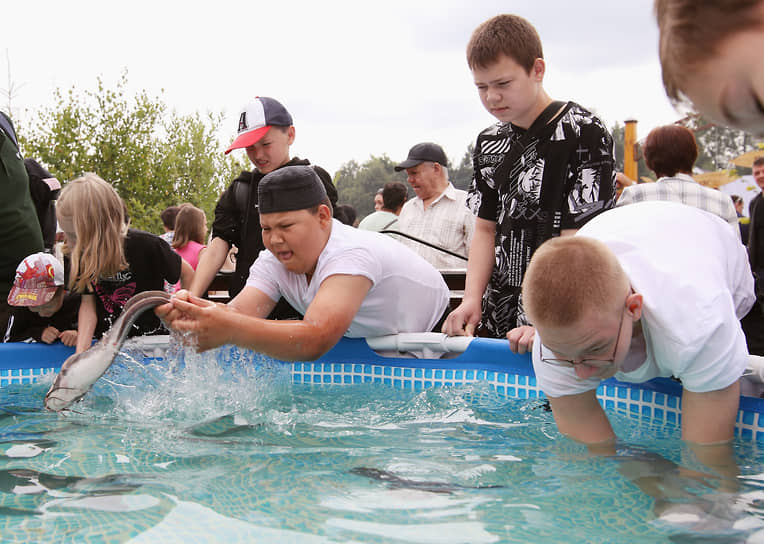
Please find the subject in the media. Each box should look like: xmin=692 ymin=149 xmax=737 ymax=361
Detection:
xmin=211 ymin=158 xmax=337 ymax=298
xmin=4 ymin=292 xmax=80 ymax=343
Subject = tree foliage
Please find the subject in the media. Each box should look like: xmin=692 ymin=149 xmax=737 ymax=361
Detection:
xmin=450 ymin=143 xmax=474 ymax=191
xmin=18 ymin=71 xmax=243 ymax=232
xmin=335 ymin=154 xmax=401 ymax=218
xmin=680 ymin=113 xmax=759 ymax=172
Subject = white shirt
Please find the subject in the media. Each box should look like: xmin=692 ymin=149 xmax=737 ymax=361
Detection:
xmin=397 ymin=183 xmax=475 ymax=270
xmin=246 ymin=219 xmax=450 ymax=338
xmin=532 ymin=201 xmax=754 ymax=397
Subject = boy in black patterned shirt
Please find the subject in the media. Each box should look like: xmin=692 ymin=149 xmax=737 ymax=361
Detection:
xmin=443 ymin=14 xmax=617 ymax=349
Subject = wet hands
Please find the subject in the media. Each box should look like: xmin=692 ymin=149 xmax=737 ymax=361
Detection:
xmin=156 ymin=290 xmax=236 ymax=352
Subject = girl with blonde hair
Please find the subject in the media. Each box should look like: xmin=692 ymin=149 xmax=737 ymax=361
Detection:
xmin=57 ymin=173 xmax=193 ymax=353
xmin=172 ymin=204 xmax=208 ymax=270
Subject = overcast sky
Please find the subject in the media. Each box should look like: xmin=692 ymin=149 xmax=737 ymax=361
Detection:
xmin=3 ymin=0 xmax=681 ymax=177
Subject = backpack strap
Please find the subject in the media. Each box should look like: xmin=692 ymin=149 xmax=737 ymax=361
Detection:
xmin=528 ymin=100 xmax=566 ymax=133
xmin=381 ymin=217 xmax=398 ymax=230
xmin=233 ymin=175 xmax=250 ymax=218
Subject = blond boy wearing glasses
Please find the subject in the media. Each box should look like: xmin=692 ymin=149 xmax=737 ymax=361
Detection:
xmin=523 ymin=201 xmax=755 ymax=446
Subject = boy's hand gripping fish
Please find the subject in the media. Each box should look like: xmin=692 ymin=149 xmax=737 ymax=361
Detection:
xmin=44 ymin=290 xmax=171 ymax=412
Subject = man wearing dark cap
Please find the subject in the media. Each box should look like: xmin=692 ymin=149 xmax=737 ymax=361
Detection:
xmin=394 ymin=142 xmax=475 ymax=269
xmin=158 ymin=166 xmax=450 ymax=361
xmin=189 ymin=97 xmax=338 ymax=318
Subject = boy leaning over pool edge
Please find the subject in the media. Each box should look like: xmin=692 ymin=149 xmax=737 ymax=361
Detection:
xmin=156 ymin=165 xmax=450 ymax=362
xmin=523 ymin=201 xmax=755 ymax=447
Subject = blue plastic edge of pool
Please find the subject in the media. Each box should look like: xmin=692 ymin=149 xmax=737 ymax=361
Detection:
xmin=2 ymin=337 xmax=763 ymax=439
xmin=314 ymin=337 xmax=764 ymax=413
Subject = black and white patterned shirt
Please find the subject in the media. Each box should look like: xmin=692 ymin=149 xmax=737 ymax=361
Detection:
xmin=468 ymin=101 xmax=617 ymax=337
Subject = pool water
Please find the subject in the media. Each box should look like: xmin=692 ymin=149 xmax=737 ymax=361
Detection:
xmin=1 ymin=343 xmax=763 ymax=543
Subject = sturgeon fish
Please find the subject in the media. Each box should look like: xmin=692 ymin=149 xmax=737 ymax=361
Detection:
xmin=350 ymin=467 xmax=504 ymax=494
xmin=44 ymin=290 xmax=171 ymax=412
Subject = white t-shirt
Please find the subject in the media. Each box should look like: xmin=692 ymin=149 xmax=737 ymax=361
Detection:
xmin=246 ymin=219 xmax=450 ymax=338
xmin=533 ymin=201 xmax=755 ymax=397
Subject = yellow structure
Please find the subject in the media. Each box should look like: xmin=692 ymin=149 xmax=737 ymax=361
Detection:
xmin=624 ymin=119 xmax=638 ymax=181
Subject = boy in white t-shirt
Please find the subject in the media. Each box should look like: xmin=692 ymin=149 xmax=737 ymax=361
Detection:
xmin=522 ymin=201 xmax=755 ymax=446
xmin=158 ymin=165 xmax=450 ymax=361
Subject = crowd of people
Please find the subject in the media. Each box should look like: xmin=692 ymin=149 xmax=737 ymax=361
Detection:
xmin=2 ymin=4 xmax=764 ymax=452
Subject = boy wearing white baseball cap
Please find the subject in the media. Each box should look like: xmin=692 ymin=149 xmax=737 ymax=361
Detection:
xmin=190 ymin=97 xmax=338 ymax=319
xmin=4 ymin=252 xmax=79 ymax=346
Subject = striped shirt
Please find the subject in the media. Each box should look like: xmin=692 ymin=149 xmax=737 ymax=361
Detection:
xmin=396 ymin=183 xmax=475 ymax=270
xmin=617 ymin=173 xmax=740 ymax=239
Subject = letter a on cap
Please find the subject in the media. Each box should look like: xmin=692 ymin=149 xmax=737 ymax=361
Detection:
xmin=238 ymin=111 xmax=248 ymax=132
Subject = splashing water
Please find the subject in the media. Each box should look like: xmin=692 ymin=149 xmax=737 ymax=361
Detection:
xmin=83 ymin=338 xmax=292 ymax=425
xmin=1 ymin=339 xmax=763 ymax=543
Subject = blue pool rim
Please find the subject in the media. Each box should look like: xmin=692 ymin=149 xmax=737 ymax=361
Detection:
xmin=2 ymin=337 xmax=764 ymax=442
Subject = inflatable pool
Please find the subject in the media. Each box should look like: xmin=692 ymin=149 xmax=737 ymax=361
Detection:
xmin=2 ymin=334 xmax=763 ymax=442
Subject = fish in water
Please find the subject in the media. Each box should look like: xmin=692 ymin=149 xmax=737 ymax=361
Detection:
xmin=44 ymin=290 xmax=171 ymax=412
xmin=350 ymin=467 xmax=504 ymax=494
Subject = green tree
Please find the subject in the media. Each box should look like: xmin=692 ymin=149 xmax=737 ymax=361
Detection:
xmin=450 ymin=143 xmax=474 ymax=191
xmin=335 ymin=154 xmax=401 ymax=217
xmin=19 ymin=70 xmax=240 ymax=232
xmin=681 ymin=113 xmax=758 ymax=172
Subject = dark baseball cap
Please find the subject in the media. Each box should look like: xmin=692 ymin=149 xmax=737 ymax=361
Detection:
xmin=258 ymin=165 xmax=328 ymax=214
xmin=394 ymin=142 xmax=448 ymax=171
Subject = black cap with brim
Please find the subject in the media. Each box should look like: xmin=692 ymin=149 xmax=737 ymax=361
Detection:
xmin=258 ymin=165 xmax=328 ymax=214
xmin=394 ymin=142 xmax=448 ymax=171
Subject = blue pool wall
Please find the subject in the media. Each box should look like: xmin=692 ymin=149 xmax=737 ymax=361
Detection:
xmin=2 ymin=337 xmax=764 ymax=442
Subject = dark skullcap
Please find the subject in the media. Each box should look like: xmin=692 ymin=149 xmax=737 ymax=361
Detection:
xmin=258 ymin=165 xmax=328 ymax=214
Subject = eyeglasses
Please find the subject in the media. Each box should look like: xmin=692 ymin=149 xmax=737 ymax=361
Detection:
xmin=540 ymin=295 xmax=629 ymax=369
